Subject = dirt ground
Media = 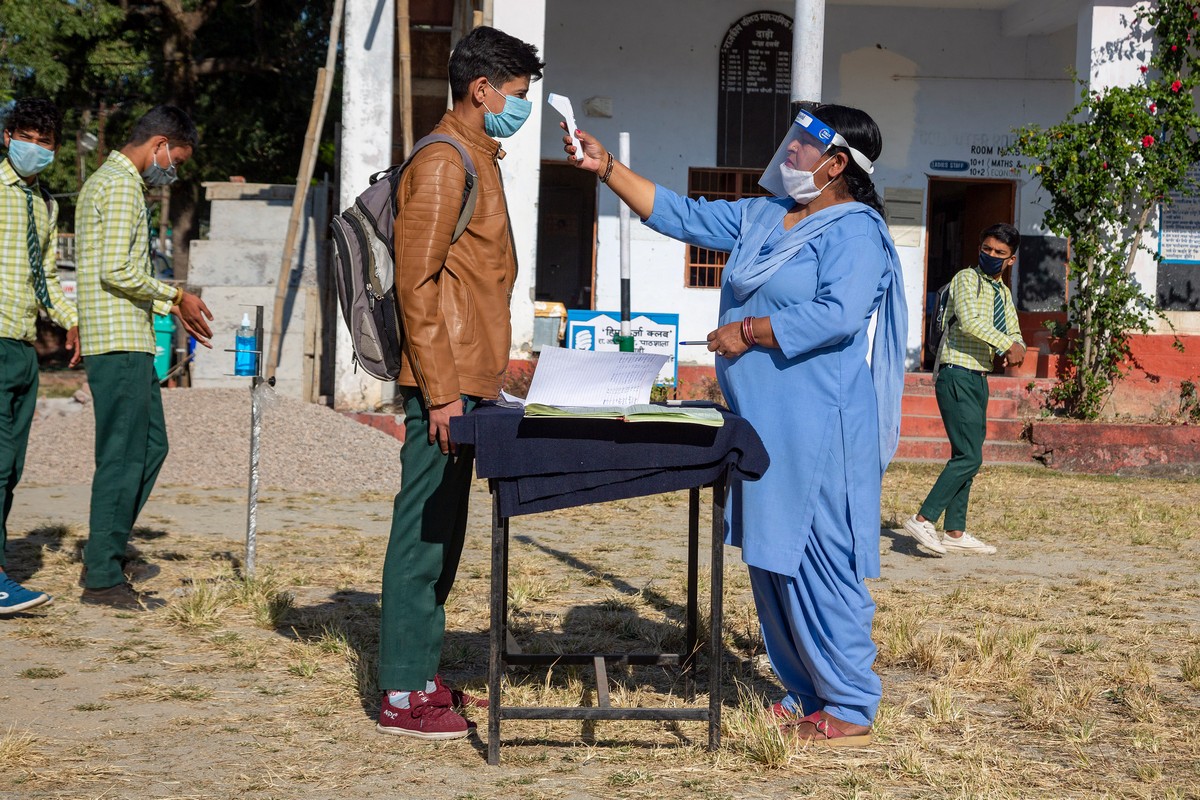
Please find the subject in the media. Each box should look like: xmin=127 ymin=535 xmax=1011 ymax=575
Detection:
xmin=2 ymin=463 xmax=1199 ymax=799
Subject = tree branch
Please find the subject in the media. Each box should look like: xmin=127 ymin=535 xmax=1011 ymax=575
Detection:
xmin=1122 ymin=202 xmax=1156 ymax=275
xmin=193 ymin=57 xmax=279 ymax=77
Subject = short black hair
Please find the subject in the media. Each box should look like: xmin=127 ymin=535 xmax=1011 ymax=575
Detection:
xmin=448 ymin=26 xmax=544 ymax=101
xmin=980 ymin=223 xmax=1020 ymax=253
xmin=126 ymin=105 xmax=199 ymax=149
xmin=4 ymin=98 xmax=63 ymax=148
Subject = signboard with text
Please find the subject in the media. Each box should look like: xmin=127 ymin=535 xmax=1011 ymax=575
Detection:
xmin=1161 ymin=166 xmax=1200 ymax=263
xmin=564 ymin=310 xmax=679 ymax=385
xmin=717 ymin=12 xmax=792 ymax=168
xmin=1158 ymin=165 xmax=1200 ymax=309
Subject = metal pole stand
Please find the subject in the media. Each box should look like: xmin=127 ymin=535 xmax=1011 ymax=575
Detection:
xmin=225 ymin=305 xmax=272 ymax=579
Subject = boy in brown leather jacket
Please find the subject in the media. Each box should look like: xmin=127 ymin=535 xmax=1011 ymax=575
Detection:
xmin=376 ymin=25 xmax=544 ymax=740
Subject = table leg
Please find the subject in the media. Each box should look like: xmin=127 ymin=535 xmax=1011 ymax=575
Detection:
xmin=684 ymin=487 xmax=700 ymax=695
xmin=488 ymin=491 xmax=506 ymax=765
xmin=708 ymin=470 xmax=728 ymax=751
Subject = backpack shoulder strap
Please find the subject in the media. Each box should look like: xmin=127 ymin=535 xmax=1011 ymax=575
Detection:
xmin=402 ymin=134 xmax=479 ymax=243
xmin=37 ymin=182 xmax=54 ymax=215
xmin=932 ymin=270 xmax=970 ymax=379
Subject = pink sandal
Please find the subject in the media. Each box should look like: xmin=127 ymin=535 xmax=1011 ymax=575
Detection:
xmin=784 ymin=711 xmax=873 ymax=747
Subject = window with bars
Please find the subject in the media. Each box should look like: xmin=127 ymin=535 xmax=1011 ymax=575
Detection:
xmin=685 ymin=168 xmax=770 ymax=287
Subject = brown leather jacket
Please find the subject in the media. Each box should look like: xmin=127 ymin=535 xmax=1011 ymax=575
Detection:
xmin=393 ymin=112 xmax=517 ymax=406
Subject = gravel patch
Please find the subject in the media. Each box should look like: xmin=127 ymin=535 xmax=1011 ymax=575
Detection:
xmin=24 ymin=387 xmax=404 ymax=494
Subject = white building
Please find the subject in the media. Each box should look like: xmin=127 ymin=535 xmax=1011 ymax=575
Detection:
xmin=332 ymin=0 xmax=1198 ymax=409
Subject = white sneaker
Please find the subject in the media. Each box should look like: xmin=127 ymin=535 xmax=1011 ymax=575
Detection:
xmin=941 ymin=531 xmax=997 ymax=555
xmin=902 ymin=515 xmax=946 ymax=555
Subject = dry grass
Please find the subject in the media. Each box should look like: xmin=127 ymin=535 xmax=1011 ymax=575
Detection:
xmin=0 ymin=726 xmax=44 ymax=772
xmin=1 ymin=465 xmax=1199 ymax=798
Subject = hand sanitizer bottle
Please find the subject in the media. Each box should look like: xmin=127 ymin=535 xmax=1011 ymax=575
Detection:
xmin=234 ymin=313 xmax=257 ymax=376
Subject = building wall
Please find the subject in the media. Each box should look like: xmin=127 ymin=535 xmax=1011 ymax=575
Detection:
xmin=189 ymin=183 xmax=329 ymax=401
xmin=493 ymin=0 xmax=547 ymax=356
xmin=538 ymin=0 xmax=1078 ymax=364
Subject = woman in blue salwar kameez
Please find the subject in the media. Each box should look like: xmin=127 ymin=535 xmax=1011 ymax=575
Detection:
xmin=564 ymin=104 xmax=906 ymax=745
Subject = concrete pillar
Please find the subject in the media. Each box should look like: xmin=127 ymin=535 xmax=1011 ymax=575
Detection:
xmin=792 ymin=0 xmax=825 ymax=104
xmin=491 ymin=0 xmax=547 ymax=358
xmin=1075 ymin=1 xmax=1158 ymax=297
xmin=335 ymin=0 xmax=394 ymax=410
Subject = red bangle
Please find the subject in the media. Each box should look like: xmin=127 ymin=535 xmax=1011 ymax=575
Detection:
xmin=741 ymin=316 xmax=757 ymax=347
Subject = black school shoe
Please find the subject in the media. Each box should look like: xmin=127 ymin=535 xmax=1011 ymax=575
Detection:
xmin=78 ymin=560 xmax=161 ymax=589
xmin=80 ymin=583 xmax=165 ymax=611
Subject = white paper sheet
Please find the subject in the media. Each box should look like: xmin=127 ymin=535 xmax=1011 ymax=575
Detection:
xmin=547 ymin=92 xmax=585 ymax=161
xmin=525 ymin=347 xmax=669 ymax=407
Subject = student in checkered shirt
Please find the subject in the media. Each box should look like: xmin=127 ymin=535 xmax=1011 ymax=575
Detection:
xmin=0 ymin=98 xmax=78 ymax=616
xmin=74 ymin=106 xmax=213 ymax=611
xmin=903 ymin=223 xmax=1026 ymax=557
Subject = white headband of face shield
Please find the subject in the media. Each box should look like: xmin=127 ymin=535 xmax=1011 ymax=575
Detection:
xmin=758 ymin=111 xmax=875 ymax=198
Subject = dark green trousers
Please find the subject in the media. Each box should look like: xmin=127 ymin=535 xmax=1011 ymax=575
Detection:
xmin=378 ymin=387 xmax=478 ymax=691
xmin=0 ymin=338 xmax=38 ymax=568
xmin=83 ymin=352 xmax=168 ymax=590
xmin=919 ymin=367 xmax=989 ymax=532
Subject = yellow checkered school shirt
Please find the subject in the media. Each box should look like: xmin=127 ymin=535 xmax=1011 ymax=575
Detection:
xmin=75 ymin=151 xmax=176 ymax=356
xmin=940 ymin=266 xmax=1023 ymax=373
xmin=0 ymin=159 xmax=77 ymax=341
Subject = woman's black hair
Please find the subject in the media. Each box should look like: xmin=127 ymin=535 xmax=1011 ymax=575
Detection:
xmin=810 ymin=103 xmax=884 ymax=215
xmin=4 ymin=98 xmax=63 ymax=148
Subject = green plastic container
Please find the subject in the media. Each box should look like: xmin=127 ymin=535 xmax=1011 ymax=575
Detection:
xmin=153 ymin=313 xmax=176 ymax=380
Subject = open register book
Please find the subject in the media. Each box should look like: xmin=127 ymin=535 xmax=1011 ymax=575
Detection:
xmin=513 ymin=347 xmax=724 ymax=427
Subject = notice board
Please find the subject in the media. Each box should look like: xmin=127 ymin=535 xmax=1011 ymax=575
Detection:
xmin=1158 ymin=166 xmax=1200 ymax=310
xmin=717 ymin=12 xmax=793 ymax=169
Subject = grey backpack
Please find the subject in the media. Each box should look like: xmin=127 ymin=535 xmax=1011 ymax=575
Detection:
xmin=331 ymin=134 xmax=478 ymax=380
xmin=930 ymin=268 xmax=984 ymax=378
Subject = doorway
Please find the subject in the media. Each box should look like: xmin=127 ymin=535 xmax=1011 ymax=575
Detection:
xmin=535 ymin=162 xmax=597 ymax=309
xmin=922 ymin=178 xmax=1015 ymax=368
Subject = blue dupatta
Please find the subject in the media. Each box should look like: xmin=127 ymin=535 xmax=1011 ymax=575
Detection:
xmin=726 ymin=200 xmax=908 ymax=475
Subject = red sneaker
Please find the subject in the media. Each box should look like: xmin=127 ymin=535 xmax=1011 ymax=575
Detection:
xmin=431 ymin=675 xmax=489 ymax=709
xmin=375 ymin=691 xmax=470 ymax=740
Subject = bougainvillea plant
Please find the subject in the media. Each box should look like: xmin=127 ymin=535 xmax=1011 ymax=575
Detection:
xmin=1009 ymin=0 xmax=1198 ymax=419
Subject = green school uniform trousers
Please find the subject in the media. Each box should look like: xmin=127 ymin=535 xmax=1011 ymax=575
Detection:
xmin=0 ymin=338 xmax=38 ymax=567
xmin=82 ymin=352 xmax=168 ymax=589
xmin=918 ymin=366 xmax=989 ymax=532
xmin=378 ymin=387 xmax=478 ymax=691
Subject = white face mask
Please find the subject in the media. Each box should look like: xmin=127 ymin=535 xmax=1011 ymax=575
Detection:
xmin=779 ymin=155 xmax=835 ymax=205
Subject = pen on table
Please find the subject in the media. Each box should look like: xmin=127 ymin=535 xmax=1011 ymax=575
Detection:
xmin=679 ymin=340 xmax=711 ymax=346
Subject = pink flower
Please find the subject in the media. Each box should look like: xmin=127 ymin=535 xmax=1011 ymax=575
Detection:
xmin=1149 ymin=102 xmax=1158 ymax=114
xmin=1140 ymin=65 xmax=1149 ymax=74
xmin=1172 ymin=80 xmax=1184 ymax=92
xmin=1142 ymin=134 xmax=1156 ymax=147
xmin=1172 ymin=44 xmax=1179 ymax=51
xmin=1102 ymin=161 xmax=1109 ymax=169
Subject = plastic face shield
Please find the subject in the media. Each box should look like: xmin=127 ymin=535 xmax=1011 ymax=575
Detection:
xmin=758 ymin=110 xmax=875 ymax=197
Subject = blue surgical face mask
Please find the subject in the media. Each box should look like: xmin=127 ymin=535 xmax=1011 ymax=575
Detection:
xmin=978 ymin=250 xmax=1007 ymax=276
xmin=482 ymin=82 xmax=531 ymax=138
xmin=6 ymin=137 xmax=55 ymax=177
xmin=142 ymin=144 xmax=179 ymax=187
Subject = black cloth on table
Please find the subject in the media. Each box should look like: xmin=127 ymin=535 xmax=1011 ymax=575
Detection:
xmin=449 ymin=402 xmax=770 ymax=517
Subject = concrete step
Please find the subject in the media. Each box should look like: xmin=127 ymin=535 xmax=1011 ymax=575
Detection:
xmin=904 ymin=372 xmax=1053 ymax=393
xmin=900 ymin=414 xmax=1026 ymax=440
xmin=894 ymin=437 xmax=1034 ymax=463
xmin=901 ymin=393 xmax=1019 ymax=419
